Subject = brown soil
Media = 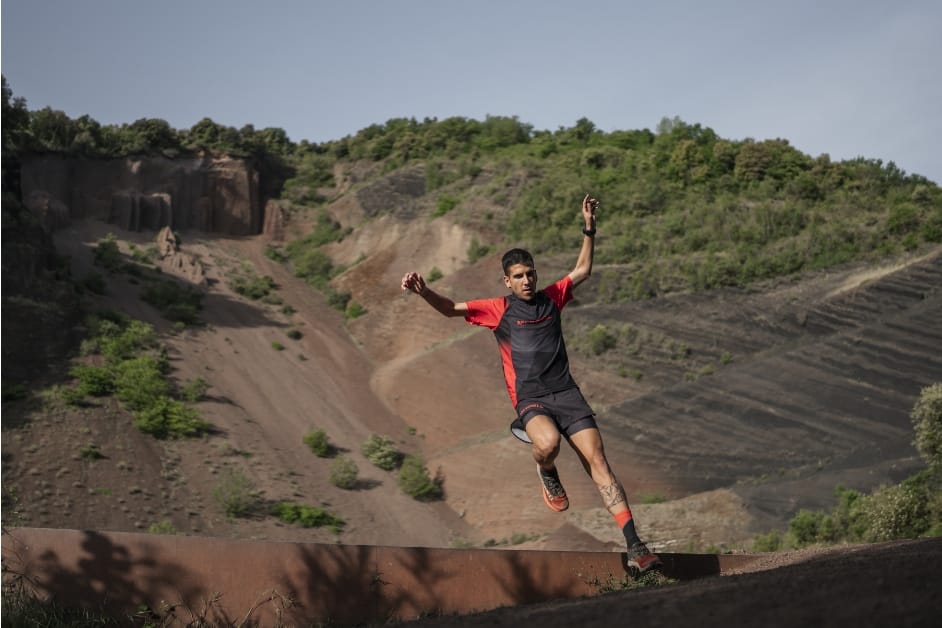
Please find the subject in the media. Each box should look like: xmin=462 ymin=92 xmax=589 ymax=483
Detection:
xmin=2 ymin=212 xmax=941 ymax=583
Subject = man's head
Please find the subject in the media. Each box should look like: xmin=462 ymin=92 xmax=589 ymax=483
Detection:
xmin=501 ymin=248 xmax=537 ymax=301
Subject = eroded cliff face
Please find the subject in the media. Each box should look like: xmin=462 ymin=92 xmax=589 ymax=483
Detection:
xmin=20 ymin=154 xmax=262 ymax=236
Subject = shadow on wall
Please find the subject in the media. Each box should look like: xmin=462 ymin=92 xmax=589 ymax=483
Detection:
xmin=1 ymin=527 xmax=641 ymax=625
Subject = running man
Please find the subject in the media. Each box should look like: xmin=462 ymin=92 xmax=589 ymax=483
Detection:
xmin=400 ymin=194 xmax=661 ymax=573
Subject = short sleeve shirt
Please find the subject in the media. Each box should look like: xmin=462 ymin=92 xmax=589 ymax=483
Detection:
xmin=464 ymin=276 xmax=576 ymax=407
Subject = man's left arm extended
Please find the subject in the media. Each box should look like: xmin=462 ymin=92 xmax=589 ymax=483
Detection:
xmin=569 ymin=194 xmax=598 ymax=287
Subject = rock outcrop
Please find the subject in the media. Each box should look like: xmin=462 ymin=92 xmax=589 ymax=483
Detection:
xmin=19 ymin=154 xmax=261 ymax=236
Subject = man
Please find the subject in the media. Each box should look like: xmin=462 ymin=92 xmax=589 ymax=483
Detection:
xmin=400 ymin=194 xmax=661 ymax=573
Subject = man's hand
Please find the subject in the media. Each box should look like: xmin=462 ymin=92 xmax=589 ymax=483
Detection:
xmin=401 ymin=271 xmax=428 ymax=295
xmin=582 ymin=194 xmax=599 ymax=230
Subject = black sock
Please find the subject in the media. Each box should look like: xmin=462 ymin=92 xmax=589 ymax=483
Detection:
xmin=622 ymin=518 xmax=642 ymax=547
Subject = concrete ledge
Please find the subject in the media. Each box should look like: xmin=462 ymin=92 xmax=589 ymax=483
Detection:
xmin=2 ymin=527 xmax=760 ymax=625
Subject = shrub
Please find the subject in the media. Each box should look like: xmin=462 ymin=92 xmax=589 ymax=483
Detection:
xmin=587 ymin=324 xmax=616 ymax=355
xmin=113 ymin=356 xmax=171 ymax=410
xmin=398 ymin=455 xmax=443 ymax=501
xmin=787 ymin=509 xmax=829 ymax=547
xmin=132 ymin=396 xmax=209 ymax=439
xmin=362 ymin=435 xmax=402 ymax=470
xmin=140 ymin=280 xmax=203 ymax=324
xmin=272 ymin=341 xmax=285 ymax=351
xmin=435 ymin=194 xmax=459 ymax=216
xmin=467 ymin=238 xmax=491 ymax=263
xmin=912 ymin=382 xmax=942 ymax=468
xmin=271 ymin=502 xmax=345 ymax=532
xmin=427 ymin=266 xmax=444 ymax=283
xmin=329 ymin=456 xmax=359 ymax=490
xmin=346 ymin=302 xmax=366 ymax=319
xmin=79 ymin=444 xmax=105 ymax=461
xmin=92 ymin=234 xmax=123 ymax=272
xmin=860 ymin=474 xmax=933 ymax=542
xmin=70 ymin=364 xmax=115 ymax=397
xmin=213 ymin=468 xmax=258 ymax=517
xmin=231 ymin=273 xmax=277 ymax=300
xmin=148 ymin=519 xmax=178 ymax=535
xmin=286 ymin=329 xmax=303 ymax=340
xmin=303 ymin=430 xmax=332 ymax=457
xmin=752 ymin=530 xmax=783 ymax=552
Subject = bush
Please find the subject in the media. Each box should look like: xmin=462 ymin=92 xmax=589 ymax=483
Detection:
xmin=213 ymin=468 xmax=258 ymax=517
xmin=92 ymin=234 xmax=123 ymax=272
xmin=132 ymin=396 xmax=209 ymax=439
xmin=912 ymin=382 xmax=942 ymax=468
xmin=587 ymin=324 xmax=616 ymax=355
xmin=467 ymin=238 xmax=491 ymax=263
xmin=70 ymin=364 xmax=115 ymax=397
xmin=231 ymin=274 xmax=277 ymax=300
xmin=148 ymin=519 xmax=178 ymax=535
xmin=329 ymin=456 xmax=359 ymax=490
xmin=303 ymin=429 xmax=332 ymax=457
xmin=346 ymin=302 xmax=366 ymax=319
xmin=271 ymin=502 xmax=345 ymax=532
xmin=362 ymin=435 xmax=402 ymax=470
xmin=861 ymin=473 xmax=934 ymax=542
xmin=113 ymin=356 xmax=171 ymax=411
xmin=286 ymin=329 xmax=303 ymax=340
xmin=398 ymin=455 xmax=443 ymax=501
xmin=427 ymin=266 xmax=444 ymax=283
xmin=140 ymin=280 xmax=203 ymax=324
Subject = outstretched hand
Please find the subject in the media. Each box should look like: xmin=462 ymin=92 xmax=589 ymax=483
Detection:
xmin=401 ymin=271 xmax=427 ymax=295
xmin=582 ymin=194 xmax=599 ymax=229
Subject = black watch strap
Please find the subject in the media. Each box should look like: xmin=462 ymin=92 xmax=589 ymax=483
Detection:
xmin=582 ymin=226 xmax=597 ymax=237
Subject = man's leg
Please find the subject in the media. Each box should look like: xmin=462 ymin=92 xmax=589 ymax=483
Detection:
xmin=568 ymin=427 xmax=661 ymax=572
xmin=525 ymin=415 xmax=568 ymax=511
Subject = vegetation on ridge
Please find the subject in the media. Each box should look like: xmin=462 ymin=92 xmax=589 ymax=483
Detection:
xmin=5 ymin=74 xmax=940 ymax=304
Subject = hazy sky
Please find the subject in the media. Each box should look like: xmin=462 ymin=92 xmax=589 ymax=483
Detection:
xmin=3 ymin=0 xmax=940 ymax=183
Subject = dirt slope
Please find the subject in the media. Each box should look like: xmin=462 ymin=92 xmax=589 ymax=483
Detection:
xmin=3 ymin=212 xmax=940 ymax=554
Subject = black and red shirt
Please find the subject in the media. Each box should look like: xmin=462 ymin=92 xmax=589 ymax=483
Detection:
xmin=464 ymin=276 xmax=576 ymax=407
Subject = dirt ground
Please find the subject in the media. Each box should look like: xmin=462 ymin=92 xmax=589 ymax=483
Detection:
xmin=404 ymin=537 xmax=942 ymax=628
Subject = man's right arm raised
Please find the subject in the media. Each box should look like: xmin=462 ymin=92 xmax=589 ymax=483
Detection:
xmin=401 ymin=272 xmax=468 ymax=318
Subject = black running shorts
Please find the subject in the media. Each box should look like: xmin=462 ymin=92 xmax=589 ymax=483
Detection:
xmin=510 ymin=387 xmax=597 ymax=444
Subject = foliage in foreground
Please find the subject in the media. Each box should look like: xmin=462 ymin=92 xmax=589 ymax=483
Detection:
xmin=753 ymin=383 xmax=942 ymax=551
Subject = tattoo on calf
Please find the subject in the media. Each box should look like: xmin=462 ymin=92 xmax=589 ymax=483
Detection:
xmin=599 ymin=483 xmax=627 ymax=509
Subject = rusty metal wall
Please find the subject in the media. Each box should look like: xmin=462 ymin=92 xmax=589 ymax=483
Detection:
xmin=2 ymin=527 xmax=758 ymax=625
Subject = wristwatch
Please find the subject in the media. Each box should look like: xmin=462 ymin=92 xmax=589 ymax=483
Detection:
xmin=582 ymin=226 xmax=597 ymax=237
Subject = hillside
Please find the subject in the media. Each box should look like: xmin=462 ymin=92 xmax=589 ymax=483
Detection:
xmin=3 ymin=201 xmax=939 ymax=553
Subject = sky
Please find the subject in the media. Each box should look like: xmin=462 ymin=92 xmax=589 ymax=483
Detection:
xmin=2 ymin=0 xmax=940 ymax=183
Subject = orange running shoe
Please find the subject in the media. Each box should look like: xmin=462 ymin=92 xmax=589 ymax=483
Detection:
xmin=537 ymin=465 xmax=569 ymax=512
xmin=626 ymin=542 xmax=662 ymax=575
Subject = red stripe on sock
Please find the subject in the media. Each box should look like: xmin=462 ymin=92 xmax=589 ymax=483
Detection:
xmin=614 ymin=510 xmax=632 ymax=528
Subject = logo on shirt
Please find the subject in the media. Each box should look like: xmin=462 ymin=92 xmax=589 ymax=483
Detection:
xmin=516 ymin=314 xmax=552 ymax=326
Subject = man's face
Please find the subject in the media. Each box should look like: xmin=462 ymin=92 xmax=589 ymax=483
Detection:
xmin=503 ymin=262 xmax=538 ymax=301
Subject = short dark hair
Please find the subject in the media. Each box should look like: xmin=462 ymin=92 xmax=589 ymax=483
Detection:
xmin=501 ymin=248 xmax=534 ymax=275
